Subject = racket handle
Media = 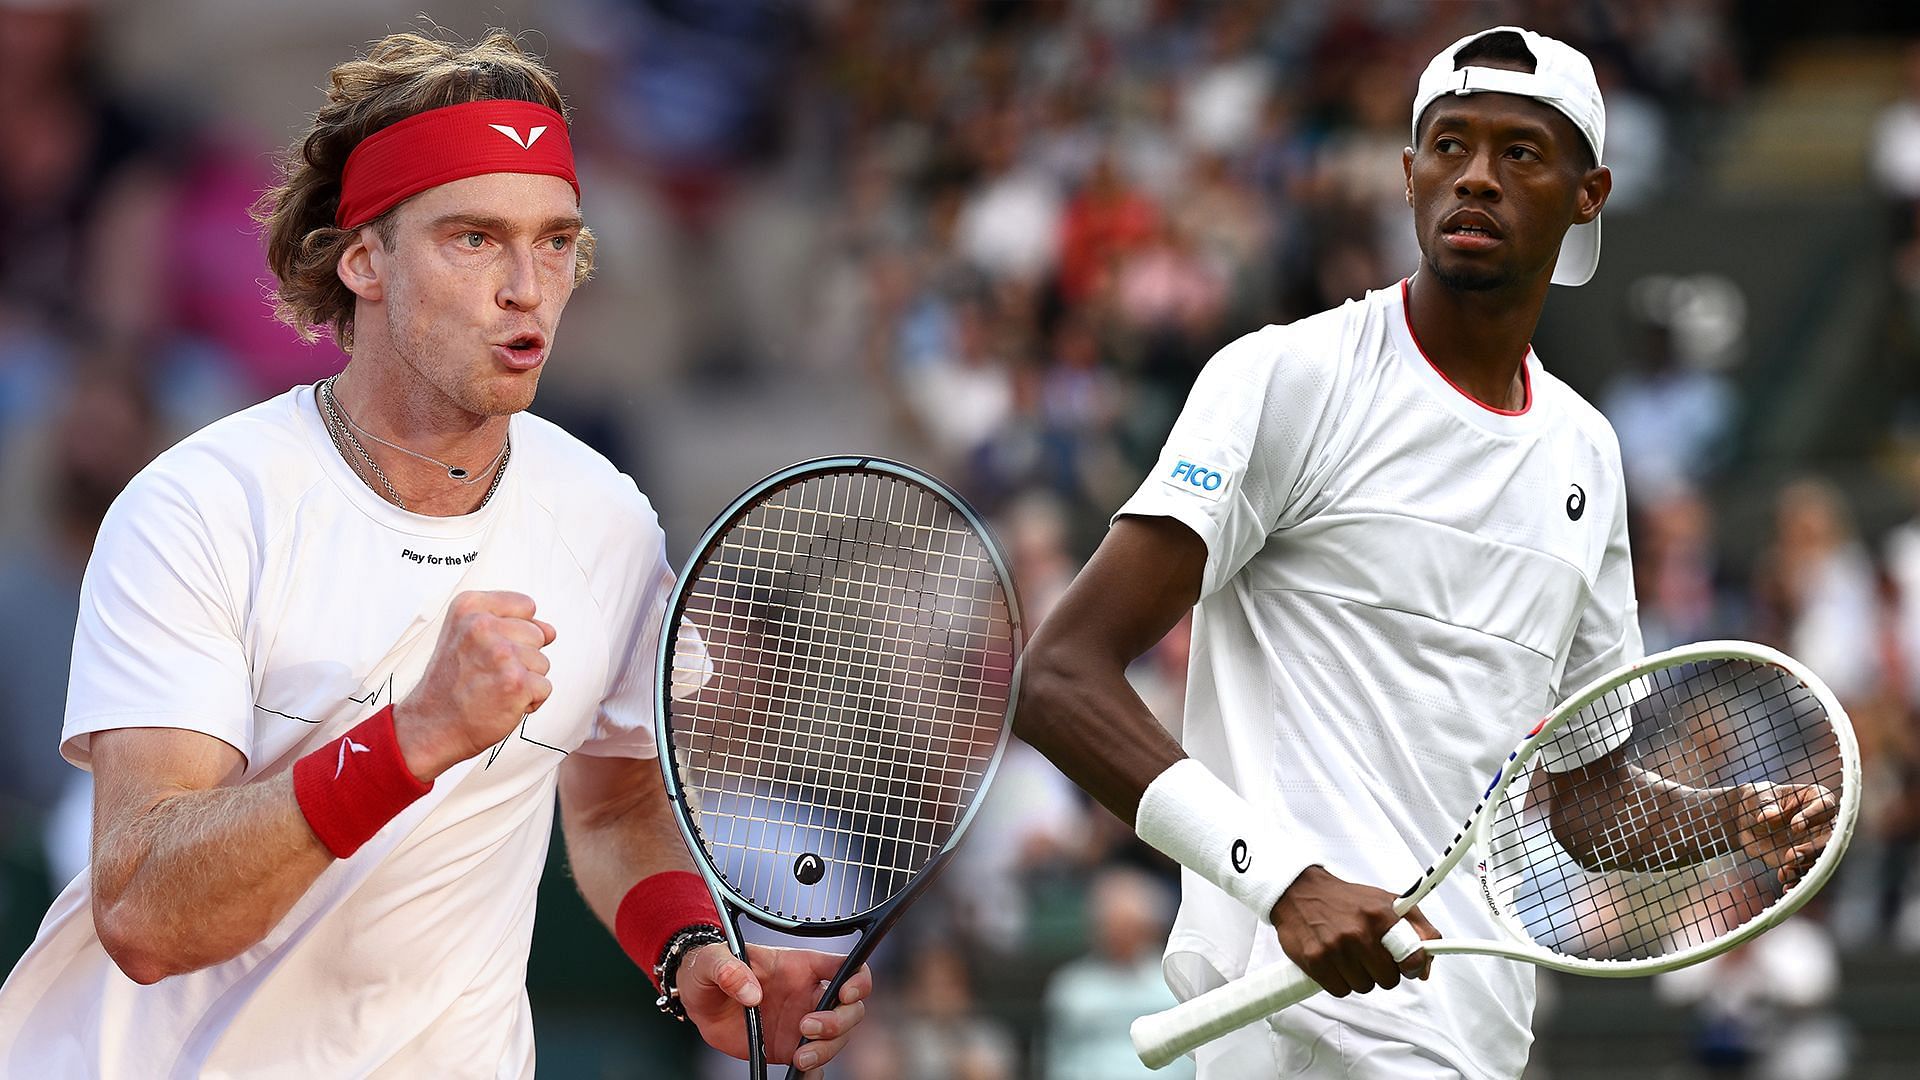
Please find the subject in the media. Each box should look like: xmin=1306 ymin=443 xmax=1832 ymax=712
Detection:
xmin=1130 ymin=918 xmax=1425 ymax=1070
xmin=1381 ymin=918 xmax=1424 ymax=961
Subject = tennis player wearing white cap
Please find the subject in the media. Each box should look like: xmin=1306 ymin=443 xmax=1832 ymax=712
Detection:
xmin=1016 ymin=26 xmax=1628 ymax=1079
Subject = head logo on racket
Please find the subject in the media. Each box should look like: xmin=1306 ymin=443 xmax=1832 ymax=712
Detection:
xmin=793 ymin=853 xmax=825 ymax=886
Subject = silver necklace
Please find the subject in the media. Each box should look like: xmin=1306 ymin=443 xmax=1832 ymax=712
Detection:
xmin=317 ymin=376 xmax=510 ymax=511
xmin=330 ymin=380 xmax=509 ymax=484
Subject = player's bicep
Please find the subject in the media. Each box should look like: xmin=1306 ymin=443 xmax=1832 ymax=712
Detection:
xmin=559 ymin=750 xmax=666 ymax=832
xmin=1037 ymin=515 xmax=1207 ymax=667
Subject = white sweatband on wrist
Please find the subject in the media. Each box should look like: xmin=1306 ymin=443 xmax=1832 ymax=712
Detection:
xmin=1135 ymin=759 xmax=1311 ymax=922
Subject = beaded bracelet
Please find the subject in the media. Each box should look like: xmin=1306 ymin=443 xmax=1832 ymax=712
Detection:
xmin=652 ymin=925 xmax=729 ymax=1021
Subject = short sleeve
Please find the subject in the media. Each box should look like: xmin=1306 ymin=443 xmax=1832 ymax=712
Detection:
xmin=1113 ymin=325 xmax=1347 ymax=599
xmin=576 ymin=486 xmax=674 ymax=760
xmin=1539 ymin=466 xmax=1645 ymax=773
xmin=62 ymin=471 xmax=255 ymax=769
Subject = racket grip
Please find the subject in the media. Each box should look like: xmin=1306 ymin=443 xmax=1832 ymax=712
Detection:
xmin=1130 ymin=918 xmax=1425 ymax=1070
xmin=1381 ymin=918 xmax=1424 ymax=962
xmin=1131 ymin=956 xmax=1320 ymax=1069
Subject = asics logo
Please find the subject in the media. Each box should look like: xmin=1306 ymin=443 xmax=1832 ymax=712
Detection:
xmin=1230 ymin=839 xmax=1251 ymax=874
xmin=335 ymin=736 xmax=371 ymax=779
xmin=488 ymin=123 xmax=548 ymax=150
xmin=1566 ymin=484 xmax=1586 ymax=521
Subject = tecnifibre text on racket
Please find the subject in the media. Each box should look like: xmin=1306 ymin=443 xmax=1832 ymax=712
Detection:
xmin=657 ymin=456 xmax=1022 ymax=1079
xmin=1132 ymin=640 xmax=1860 ymax=1070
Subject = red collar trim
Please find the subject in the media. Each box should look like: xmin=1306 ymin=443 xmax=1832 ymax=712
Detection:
xmin=1399 ymin=279 xmax=1533 ymax=417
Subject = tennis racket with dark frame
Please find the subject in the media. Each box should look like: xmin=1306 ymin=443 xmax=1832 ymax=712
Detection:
xmin=656 ymin=456 xmax=1022 ymax=1079
xmin=1131 ymin=640 xmax=1861 ymax=1069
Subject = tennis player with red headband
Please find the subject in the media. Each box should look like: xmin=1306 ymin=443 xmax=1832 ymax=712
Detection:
xmin=0 ymin=31 xmax=868 ymax=1076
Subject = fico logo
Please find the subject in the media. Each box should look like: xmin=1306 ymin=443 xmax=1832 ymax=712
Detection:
xmin=1170 ymin=460 xmax=1224 ymax=491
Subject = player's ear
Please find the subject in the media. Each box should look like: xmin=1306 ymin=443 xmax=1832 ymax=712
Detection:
xmin=337 ymin=224 xmax=387 ymax=303
xmin=1402 ymin=147 xmax=1415 ymax=206
xmin=1574 ymin=164 xmax=1611 ymax=226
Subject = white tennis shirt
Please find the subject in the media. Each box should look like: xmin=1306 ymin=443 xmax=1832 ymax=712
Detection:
xmin=1118 ymin=279 xmax=1641 ymax=1080
xmin=0 ymin=387 xmax=672 ymax=1078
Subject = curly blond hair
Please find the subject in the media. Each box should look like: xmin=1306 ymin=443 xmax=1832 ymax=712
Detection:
xmin=254 ymin=30 xmax=595 ymax=351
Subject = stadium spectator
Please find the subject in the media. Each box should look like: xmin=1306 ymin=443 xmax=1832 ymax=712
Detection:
xmin=1874 ymin=457 xmax=1920 ymax=945
xmin=0 ymin=0 xmax=162 ymax=340
xmin=0 ymin=359 xmax=158 ymax=879
xmin=1633 ymin=485 xmax=1739 ymax=652
xmin=1655 ymin=915 xmax=1851 ymax=1080
xmin=1753 ymin=480 xmax=1882 ymax=705
xmin=1041 ymin=867 xmax=1191 ymax=1080
xmin=1874 ymin=41 xmax=1920 ymax=322
xmin=897 ymin=942 xmax=1018 ymax=1080
xmin=1177 ymin=7 xmax=1272 ymax=159
xmin=905 ymin=297 xmax=1016 ymax=471
xmin=1056 ymin=151 xmax=1160 ymax=307
xmin=956 ymin=108 xmax=1063 ymax=286
xmin=1600 ymin=309 xmax=1736 ymax=503
xmin=949 ymin=739 xmax=1092 ymax=955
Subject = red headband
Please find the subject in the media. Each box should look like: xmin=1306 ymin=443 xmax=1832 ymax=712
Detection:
xmin=335 ymin=100 xmax=580 ymax=229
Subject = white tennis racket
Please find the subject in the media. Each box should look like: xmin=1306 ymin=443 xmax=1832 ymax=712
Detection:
xmin=1132 ymin=640 xmax=1861 ymax=1070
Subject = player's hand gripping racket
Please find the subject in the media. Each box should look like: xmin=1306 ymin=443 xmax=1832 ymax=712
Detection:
xmin=657 ymin=457 xmax=1021 ymax=1079
xmin=1132 ymin=640 xmax=1860 ymax=1069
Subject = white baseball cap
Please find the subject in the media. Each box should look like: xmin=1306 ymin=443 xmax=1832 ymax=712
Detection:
xmin=1411 ymin=26 xmax=1607 ymax=287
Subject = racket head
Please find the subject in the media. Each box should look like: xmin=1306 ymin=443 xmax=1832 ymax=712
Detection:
xmin=655 ymin=456 xmax=1022 ymax=935
xmin=1456 ymin=640 xmax=1860 ymax=975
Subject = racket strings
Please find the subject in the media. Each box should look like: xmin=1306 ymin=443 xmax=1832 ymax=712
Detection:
xmin=668 ymin=471 xmax=1015 ymax=923
xmin=1482 ymin=659 xmax=1843 ymax=963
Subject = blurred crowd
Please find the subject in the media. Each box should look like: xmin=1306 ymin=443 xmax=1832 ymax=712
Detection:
xmin=4 ymin=1 xmax=1920 ymax=1077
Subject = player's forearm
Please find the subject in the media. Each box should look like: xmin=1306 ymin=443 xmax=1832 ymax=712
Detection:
xmin=558 ymin=754 xmax=698 ymax=931
xmin=92 ymin=772 xmax=333 ymax=983
xmin=1014 ymin=639 xmax=1186 ymax=825
xmin=1011 ymin=518 xmax=1204 ymax=824
xmin=1546 ymin=759 xmax=1738 ymax=872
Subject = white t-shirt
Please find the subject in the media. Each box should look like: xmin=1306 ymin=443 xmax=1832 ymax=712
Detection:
xmin=0 ymin=386 xmax=673 ymax=1079
xmin=1116 ymin=280 xmax=1641 ymax=1080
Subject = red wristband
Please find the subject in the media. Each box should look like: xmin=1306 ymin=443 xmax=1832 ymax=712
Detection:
xmin=293 ymin=705 xmax=433 ymax=859
xmin=616 ymin=871 xmax=723 ymax=990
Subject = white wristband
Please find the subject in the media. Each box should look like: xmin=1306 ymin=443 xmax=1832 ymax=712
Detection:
xmin=1135 ymin=759 xmax=1310 ymax=923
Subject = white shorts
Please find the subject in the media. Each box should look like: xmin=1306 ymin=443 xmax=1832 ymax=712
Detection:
xmin=1193 ymin=1011 xmax=1465 ymax=1079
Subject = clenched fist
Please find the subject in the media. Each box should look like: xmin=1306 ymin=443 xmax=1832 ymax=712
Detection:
xmin=394 ymin=591 xmax=556 ymax=781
